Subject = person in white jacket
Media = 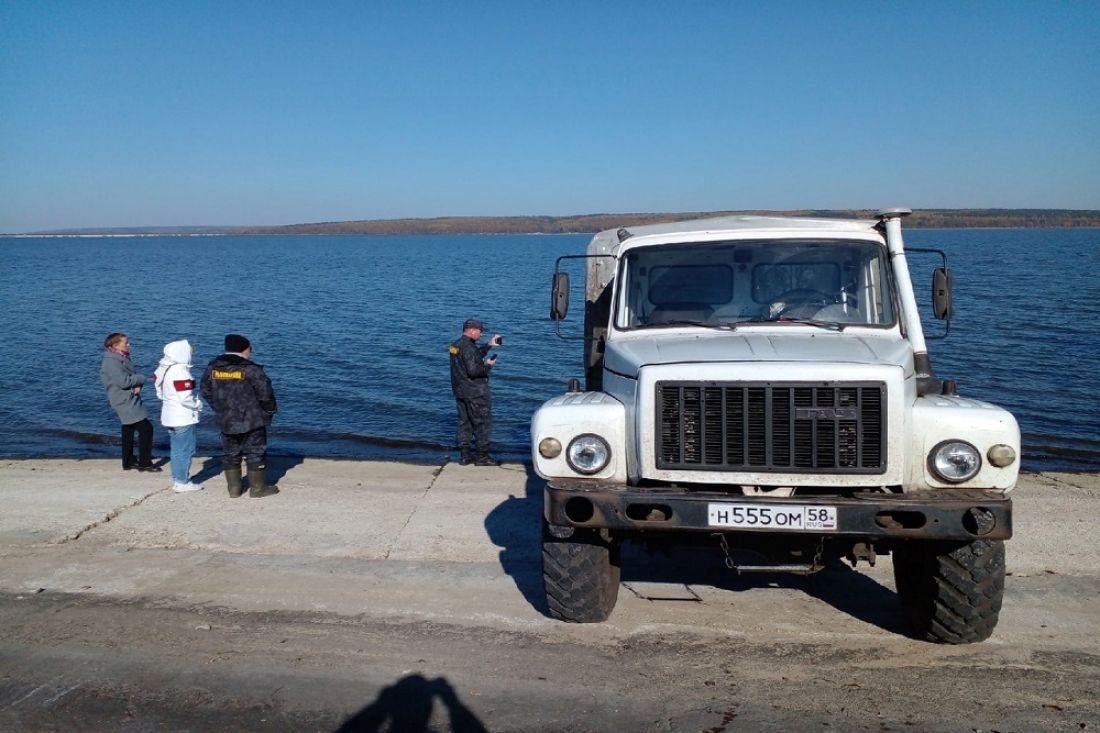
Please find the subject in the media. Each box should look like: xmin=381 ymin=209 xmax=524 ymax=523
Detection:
xmin=154 ymin=340 xmax=204 ymax=492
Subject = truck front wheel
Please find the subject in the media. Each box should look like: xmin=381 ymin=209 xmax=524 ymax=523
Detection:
xmin=892 ymin=539 xmax=1006 ymax=644
xmin=542 ymin=525 xmax=621 ymax=622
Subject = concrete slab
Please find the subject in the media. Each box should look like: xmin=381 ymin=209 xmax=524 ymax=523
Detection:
xmin=386 ymin=462 xmax=540 ymax=564
xmin=0 ymin=459 xmax=166 ymax=546
xmin=2 ymin=460 xmax=1093 ymax=575
xmin=0 ymin=544 xmax=550 ymax=624
xmin=1008 ymin=471 xmax=1100 ymax=575
xmin=86 ymin=458 xmax=445 ymax=558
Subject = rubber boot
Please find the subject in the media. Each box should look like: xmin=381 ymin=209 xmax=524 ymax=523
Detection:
xmin=246 ymin=463 xmax=279 ymax=498
xmin=459 ymin=450 xmax=473 ymax=466
xmin=475 ymin=453 xmax=500 ymax=467
xmin=225 ymin=464 xmax=244 ymax=498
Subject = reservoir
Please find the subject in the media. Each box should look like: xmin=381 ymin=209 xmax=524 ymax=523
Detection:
xmin=0 ymin=228 xmax=1096 ymax=471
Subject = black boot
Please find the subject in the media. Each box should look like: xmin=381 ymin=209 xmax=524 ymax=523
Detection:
xmin=474 ymin=453 xmax=500 ymax=466
xmin=246 ymin=463 xmax=279 ymax=498
xmin=225 ymin=464 xmax=244 ymax=498
xmin=459 ymin=450 xmax=473 ymax=466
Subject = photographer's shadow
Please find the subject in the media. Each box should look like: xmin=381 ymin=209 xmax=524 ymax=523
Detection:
xmin=335 ymin=674 xmax=488 ymax=733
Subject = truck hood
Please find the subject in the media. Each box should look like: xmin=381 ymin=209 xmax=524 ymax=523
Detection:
xmin=605 ymin=331 xmax=913 ymax=378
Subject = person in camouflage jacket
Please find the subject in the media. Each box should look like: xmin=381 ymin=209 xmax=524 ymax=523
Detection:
xmin=449 ymin=318 xmax=501 ymax=466
xmin=200 ymin=334 xmax=279 ymax=499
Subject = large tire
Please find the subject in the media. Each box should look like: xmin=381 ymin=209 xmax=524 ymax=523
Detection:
xmin=542 ymin=526 xmax=621 ymax=623
xmin=893 ymin=539 xmax=1006 ymax=644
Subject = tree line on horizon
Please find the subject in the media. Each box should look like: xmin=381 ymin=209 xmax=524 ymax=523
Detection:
xmin=26 ymin=208 xmax=1100 ymax=236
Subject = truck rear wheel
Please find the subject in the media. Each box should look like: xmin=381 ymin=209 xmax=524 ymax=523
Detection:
xmin=892 ymin=539 xmax=1005 ymax=644
xmin=542 ymin=525 xmax=621 ymax=622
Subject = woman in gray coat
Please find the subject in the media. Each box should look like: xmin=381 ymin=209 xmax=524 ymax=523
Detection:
xmin=100 ymin=332 xmax=160 ymax=471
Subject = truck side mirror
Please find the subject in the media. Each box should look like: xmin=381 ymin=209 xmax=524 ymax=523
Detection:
xmin=932 ymin=267 xmax=953 ymax=320
xmin=551 ymin=272 xmax=570 ymax=320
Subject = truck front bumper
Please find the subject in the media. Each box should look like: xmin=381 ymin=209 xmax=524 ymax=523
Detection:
xmin=545 ymin=480 xmax=1012 ymax=541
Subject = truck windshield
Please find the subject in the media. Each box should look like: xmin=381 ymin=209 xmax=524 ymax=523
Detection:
xmin=616 ymin=239 xmax=896 ymax=329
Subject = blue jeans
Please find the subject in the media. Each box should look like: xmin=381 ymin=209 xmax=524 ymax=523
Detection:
xmin=167 ymin=424 xmax=196 ymax=484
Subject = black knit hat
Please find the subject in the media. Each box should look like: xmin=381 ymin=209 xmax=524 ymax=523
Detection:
xmin=225 ymin=334 xmax=251 ymax=353
xmin=463 ymin=318 xmax=486 ymax=331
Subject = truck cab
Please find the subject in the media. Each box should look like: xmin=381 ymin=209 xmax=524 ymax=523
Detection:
xmin=531 ymin=210 xmax=1020 ymax=643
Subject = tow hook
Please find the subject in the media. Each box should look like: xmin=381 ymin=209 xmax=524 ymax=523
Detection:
xmin=847 ymin=542 xmax=877 ymax=568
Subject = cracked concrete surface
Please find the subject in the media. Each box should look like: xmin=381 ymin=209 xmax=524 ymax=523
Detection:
xmin=55 ymin=486 xmax=168 ymax=544
xmin=384 ymin=464 xmax=445 ymax=560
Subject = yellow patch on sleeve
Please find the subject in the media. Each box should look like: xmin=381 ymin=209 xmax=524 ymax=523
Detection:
xmin=448 ymin=346 xmax=459 ymax=355
xmin=212 ymin=370 xmax=245 ymax=380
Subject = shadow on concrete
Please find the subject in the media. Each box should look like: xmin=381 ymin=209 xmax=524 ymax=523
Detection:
xmin=334 ymin=674 xmax=488 ymax=733
xmin=192 ymin=456 xmax=223 ymax=484
xmin=190 ymin=454 xmax=304 ymax=486
xmin=265 ymin=454 xmax=305 ymax=484
xmin=484 ymin=465 xmax=903 ymax=632
xmin=483 ymin=463 xmax=547 ymax=615
xmin=619 ymin=543 xmax=905 ymax=635
xmin=798 ymin=562 xmax=906 ymax=635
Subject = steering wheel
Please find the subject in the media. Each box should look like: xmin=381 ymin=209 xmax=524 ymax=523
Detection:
xmin=770 ymin=288 xmax=836 ymax=319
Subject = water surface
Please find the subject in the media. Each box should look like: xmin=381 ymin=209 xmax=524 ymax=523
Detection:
xmin=0 ymin=229 xmax=1096 ymax=471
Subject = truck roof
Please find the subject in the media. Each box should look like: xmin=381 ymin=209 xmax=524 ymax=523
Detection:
xmin=614 ymin=214 xmax=878 ymax=237
xmin=588 ymin=214 xmax=883 ymax=256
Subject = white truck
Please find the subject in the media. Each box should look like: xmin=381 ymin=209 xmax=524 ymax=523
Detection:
xmin=531 ymin=209 xmax=1020 ymax=643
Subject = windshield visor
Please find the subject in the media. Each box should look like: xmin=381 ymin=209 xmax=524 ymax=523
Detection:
xmin=616 ymin=239 xmax=896 ymax=329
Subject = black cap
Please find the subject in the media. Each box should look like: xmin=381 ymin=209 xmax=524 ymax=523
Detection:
xmin=462 ymin=318 xmax=486 ymax=331
xmin=225 ymin=334 xmax=251 ymax=353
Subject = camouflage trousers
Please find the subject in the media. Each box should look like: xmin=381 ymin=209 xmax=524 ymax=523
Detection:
xmin=221 ymin=427 xmax=267 ymax=468
xmin=455 ymin=396 xmax=492 ymax=455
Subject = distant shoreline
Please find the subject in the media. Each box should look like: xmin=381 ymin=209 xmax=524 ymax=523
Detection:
xmin=10 ymin=208 xmax=1100 ymax=236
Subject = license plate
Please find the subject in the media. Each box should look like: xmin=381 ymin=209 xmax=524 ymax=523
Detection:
xmin=707 ymin=503 xmax=838 ymax=531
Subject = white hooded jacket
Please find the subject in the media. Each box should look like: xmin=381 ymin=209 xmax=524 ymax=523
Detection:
xmin=154 ymin=340 xmax=203 ymax=428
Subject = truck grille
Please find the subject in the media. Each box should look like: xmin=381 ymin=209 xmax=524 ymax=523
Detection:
xmin=656 ymin=381 xmax=886 ymax=474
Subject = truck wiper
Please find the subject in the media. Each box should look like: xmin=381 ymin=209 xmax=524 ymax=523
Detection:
xmin=639 ymin=320 xmax=741 ymax=331
xmin=764 ymin=317 xmax=845 ymax=331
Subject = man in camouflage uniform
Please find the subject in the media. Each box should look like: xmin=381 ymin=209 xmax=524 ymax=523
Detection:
xmin=449 ymin=318 xmax=501 ymax=466
xmin=200 ymin=334 xmax=279 ymax=498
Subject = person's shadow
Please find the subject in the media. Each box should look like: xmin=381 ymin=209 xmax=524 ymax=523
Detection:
xmin=484 ymin=464 xmax=905 ymax=634
xmin=189 ymin=454 xmax=304 ymax=485
xmin=264 ymin=454 xmax=305 ymax=483
xmin=335 ymin=674 xmax=488 ymax=733
xmin=191 ymin=456 xmax=223 ymax=484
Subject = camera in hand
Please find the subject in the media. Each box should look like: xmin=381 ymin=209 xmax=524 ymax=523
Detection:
xmin=496 ymin=335 xmax=503 ymax=345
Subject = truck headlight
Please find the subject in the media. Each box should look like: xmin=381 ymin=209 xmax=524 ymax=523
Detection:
xmin=566 ymin=434 xmax=611 ymax=475
xmin=929 ymin=440 xmax=982 ymax=483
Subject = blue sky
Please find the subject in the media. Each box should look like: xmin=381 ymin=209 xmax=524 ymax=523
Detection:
xmin=1 ymin=1 xmax=1098 ymax=232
